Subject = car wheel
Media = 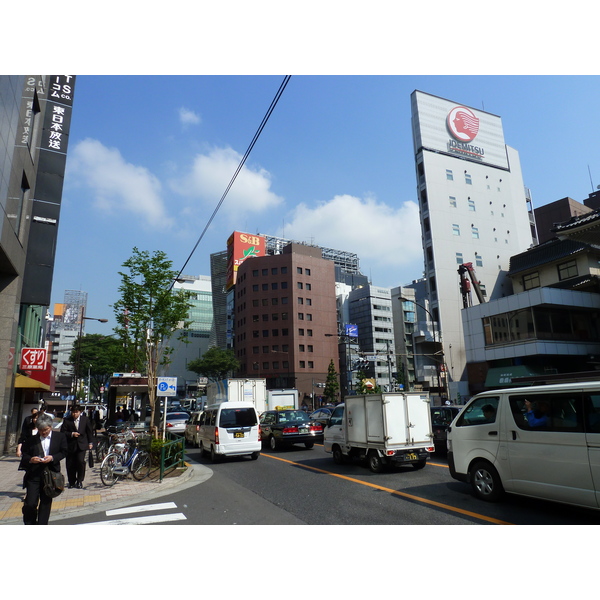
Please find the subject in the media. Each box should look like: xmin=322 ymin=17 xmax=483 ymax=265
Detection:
xmin=367 ymin=450 xmax=384 ymax=473
xmin=250 ymin=452 xmax=259 ymax=460
xmin=269 ymin=435 xmax=278 ymax=451
xmin=332 ymin=445 xmax=345 ymax=465
xmin=412 ymin=459 xmax=427 ymax=470
xmin=210 ymin=445 xmax=219 ymax=462
xmin=470 ymin=460 xmax=504 ymax=502
xmin=304 ymin=441 xmax=314 ymax=449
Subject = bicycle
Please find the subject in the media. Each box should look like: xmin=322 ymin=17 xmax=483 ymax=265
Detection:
xmin=99 ymin=435 xmax=152 ymax=486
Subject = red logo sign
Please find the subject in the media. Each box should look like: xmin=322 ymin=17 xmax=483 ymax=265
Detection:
xmin=447 ymin=106 xmax=480 ymax=142
xmin=20 ymin=348 xmax=47 ymax=370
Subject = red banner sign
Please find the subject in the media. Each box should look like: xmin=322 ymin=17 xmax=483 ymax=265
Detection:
xmin=20 ymin=348 xmax=47 ymax=370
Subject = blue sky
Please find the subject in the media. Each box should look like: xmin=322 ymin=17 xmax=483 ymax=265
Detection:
xmin=50 ymin=74 xmax=600 ymax=334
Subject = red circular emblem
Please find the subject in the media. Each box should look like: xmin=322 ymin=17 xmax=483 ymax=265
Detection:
xmin=447 ymin=106 xmax=480 ymax=142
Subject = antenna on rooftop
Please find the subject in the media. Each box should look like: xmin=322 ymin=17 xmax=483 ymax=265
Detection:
xmin=588 ymin=165 xmax=595 ymax=192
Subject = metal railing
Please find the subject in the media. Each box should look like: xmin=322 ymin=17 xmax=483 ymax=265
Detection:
xmin=158 ymin=433 xmax=186 ymax=482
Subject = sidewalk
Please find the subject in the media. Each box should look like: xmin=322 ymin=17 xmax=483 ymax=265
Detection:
xmin=0 ymin=453 xmax=212 ymax=525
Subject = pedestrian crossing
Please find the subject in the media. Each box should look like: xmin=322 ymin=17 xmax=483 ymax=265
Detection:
xmin=80 ymin=502 xmax=187 ymax=525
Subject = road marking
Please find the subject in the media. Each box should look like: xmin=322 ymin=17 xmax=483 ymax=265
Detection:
xmin=262 ymin=453 xmax=513 ymax=525
xmin=84 ymin=512 xmax=187 ymax=525
xmin=106 ymin=502 xmax=178 ymax=516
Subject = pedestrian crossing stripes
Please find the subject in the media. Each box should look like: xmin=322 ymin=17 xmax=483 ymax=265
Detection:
xmin=80 ymin=502 xmax=187 ymax=525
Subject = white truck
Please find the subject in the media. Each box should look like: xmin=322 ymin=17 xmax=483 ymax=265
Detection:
xmin=266 ymin=388 xmax=299 ymax=410
xmin=206 ymin=378 xmax=268 ymax=414
xmin=324 ymin=393 xmax=435 ymax=472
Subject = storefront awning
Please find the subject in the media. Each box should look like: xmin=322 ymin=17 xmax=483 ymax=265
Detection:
xmin=484 ymin=366 xmax=543 ymax=388
xmin=15 ymin=373 xmax=51 ymax=391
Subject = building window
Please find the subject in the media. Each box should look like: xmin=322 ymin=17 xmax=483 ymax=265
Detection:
xmin=456 ymin=252 xmax=463 ymax=264
xmin=299 ymin=344 xmax=305 ymax=352
xmin=298 ymin=298 xmax=303 ymax=304
xmin=281 ymin=281 xmax=288 ymax=289
xmin=252 ymin=270 xmax=259 ymax=277
xmin=308 ymin=361 xmax=314 ymax=369
xmin=558 ymin=259 xmax=578 ymax=281
xmin=523 ymin=272 xmax=540 ymax=290
xmin=475 ymin=255 xmax=483 ymax=267
xmin=297 ymin=282 xmax=303 ymax=289
xmin=262 ymin=269 xmax=268 ymax=276
xmin=465 ymin=173 xmax=472 ymax=185
xmin=449 ymin=196 xmax=457 ymax=208
xmin=468 ymin=198 xmax=476 ymax=211
xmin=306 ymin=314 xmax=313 ymax=321
xmin=271 ymin=268 xmax=278 ymax=275
xmin=305 ymin=268 xmax=311 ymax=276
xmin=446 ymin=169 xmax=454 ymax=181
xmin=299 ymin=361 xmax=306 ymax=368
xmin=281 ymin=267 xmax=287 ymax=274
xmin=306 ymin=283 xmax=312 ymax=291
xmin=452 ymin=224 xmax=460 ymax=236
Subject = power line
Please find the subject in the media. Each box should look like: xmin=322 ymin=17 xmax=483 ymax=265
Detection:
xmin=171 ymin=75 xmax=292 ymax=289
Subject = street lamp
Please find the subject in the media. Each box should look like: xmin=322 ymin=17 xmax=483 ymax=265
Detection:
xmin=399 ymin=296 xmax=448 ymax=402
xmin=74 ymin=307 xmax=108 ymax=397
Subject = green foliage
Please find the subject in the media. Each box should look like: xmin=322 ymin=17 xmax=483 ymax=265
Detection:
xmin=187 ymin=347 xmax=240 ymax=382
xmin=324 ymin=359 xmax=340 ymax=403
xmin=112 ymin=247 xmax=193 ymax=427
xmin=354 ymin=371 xmax=382 ymax=394
xmin=69 ymin=334 xmax=127 ymax=399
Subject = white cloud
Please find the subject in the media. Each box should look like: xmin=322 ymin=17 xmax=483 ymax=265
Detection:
xmin=178 ymin=107 xmax=201 ymax=127
xmin=171 ymin=146 xmax=284 ymax=216
xmin=67 ymin=138 xmax=173 ymax=229
xmin=284 ymin=194 xmax=423 ymax=287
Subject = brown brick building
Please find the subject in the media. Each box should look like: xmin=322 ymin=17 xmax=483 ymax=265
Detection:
xmin=234 ymin=243 xmax=340 ymax=408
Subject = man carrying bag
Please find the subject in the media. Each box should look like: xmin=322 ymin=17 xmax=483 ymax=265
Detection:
xmin=61 ymin=404 xmax=94 ymax=489
xmin=20 ymin=413 xmax=68 ymax=525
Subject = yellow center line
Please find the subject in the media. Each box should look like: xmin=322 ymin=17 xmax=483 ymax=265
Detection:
xmin=262 ymin=453 xmax=513 ymax=525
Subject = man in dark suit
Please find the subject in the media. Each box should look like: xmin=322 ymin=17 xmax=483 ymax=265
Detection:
xmin=20 ymin=412 xmax=68 ymax=525
xmin=61 ymin=404 xmax=94 ymax=489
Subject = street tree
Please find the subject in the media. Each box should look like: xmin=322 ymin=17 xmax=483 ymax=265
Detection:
xmin=112 ymin=247 xmax=193 ymax=432
xmin=323 ymin=359 xmax=340 ymax=404
xmin=70 ymin=334 xmax=127 ymax=401
xmin=187 ymin=347 xmax=240 ymax=383
xmin=355 ymin=371 xmax=381 ymax=394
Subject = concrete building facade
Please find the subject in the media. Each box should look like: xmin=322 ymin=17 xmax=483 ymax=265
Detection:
xmin=411 ymin=90 xmax=535 ymax=398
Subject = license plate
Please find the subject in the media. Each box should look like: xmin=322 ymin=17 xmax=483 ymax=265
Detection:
xmin=299 ymin=427 xmax=308 ymax=434
xmin=405 ymin=453 xmax=418 ymax=461
xmin=234 ymin=432 xmax=245 ymax=438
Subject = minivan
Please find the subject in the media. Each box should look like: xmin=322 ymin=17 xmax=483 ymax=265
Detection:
xmin=447 ymin=381 xmax=600 ymax=509
xmin=198 ymin=402 xmax=261 ymax=461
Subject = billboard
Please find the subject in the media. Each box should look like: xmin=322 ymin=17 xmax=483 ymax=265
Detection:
xmin=226 ymin=231 xmax=266 ymax=290
xmin=411 ymin=90 xmax=509 ymax=170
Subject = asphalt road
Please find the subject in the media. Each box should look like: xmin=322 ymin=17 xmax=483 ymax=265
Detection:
xmin=55 ymin=443 xmax=600 ymax=526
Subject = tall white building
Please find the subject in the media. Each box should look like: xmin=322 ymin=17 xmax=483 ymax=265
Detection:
xmin=411 ymin=90 xmax=535 ymax=392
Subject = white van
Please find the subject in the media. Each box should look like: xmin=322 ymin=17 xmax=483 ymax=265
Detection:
xmin=198 ymin=402 xmax=261 ymax=461
xmin=447 ymin=381 xmax=600 ymax=509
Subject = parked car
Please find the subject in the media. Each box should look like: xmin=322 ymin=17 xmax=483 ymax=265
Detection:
xmin=184 ymin=411 xmax=204 ymax=447
xmin=430 ymin=405 xmax=462 ymax=453
xmin=309 ymin=407 xmax=335 ymax=426
xmin=259 ymin=409 xmax=324 ymax=450
xmin=159 ymin=412 xmax=190 ymax=435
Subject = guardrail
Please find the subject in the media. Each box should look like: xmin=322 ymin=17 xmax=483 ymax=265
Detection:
xmin=158 ymin=433 xmax=186 ymax=482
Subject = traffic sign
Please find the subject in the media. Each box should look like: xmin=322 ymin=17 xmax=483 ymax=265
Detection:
xmin=157 ymin=376 xmax=177 ymax=397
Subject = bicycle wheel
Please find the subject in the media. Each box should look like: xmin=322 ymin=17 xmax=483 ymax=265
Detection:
xmin=96 ymin=437 xmax=109 ymax=461
xmin=131 ymin=451 xmax=151 ymax=480
xmin=100 ymin=453 xmax=122 ymax=486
